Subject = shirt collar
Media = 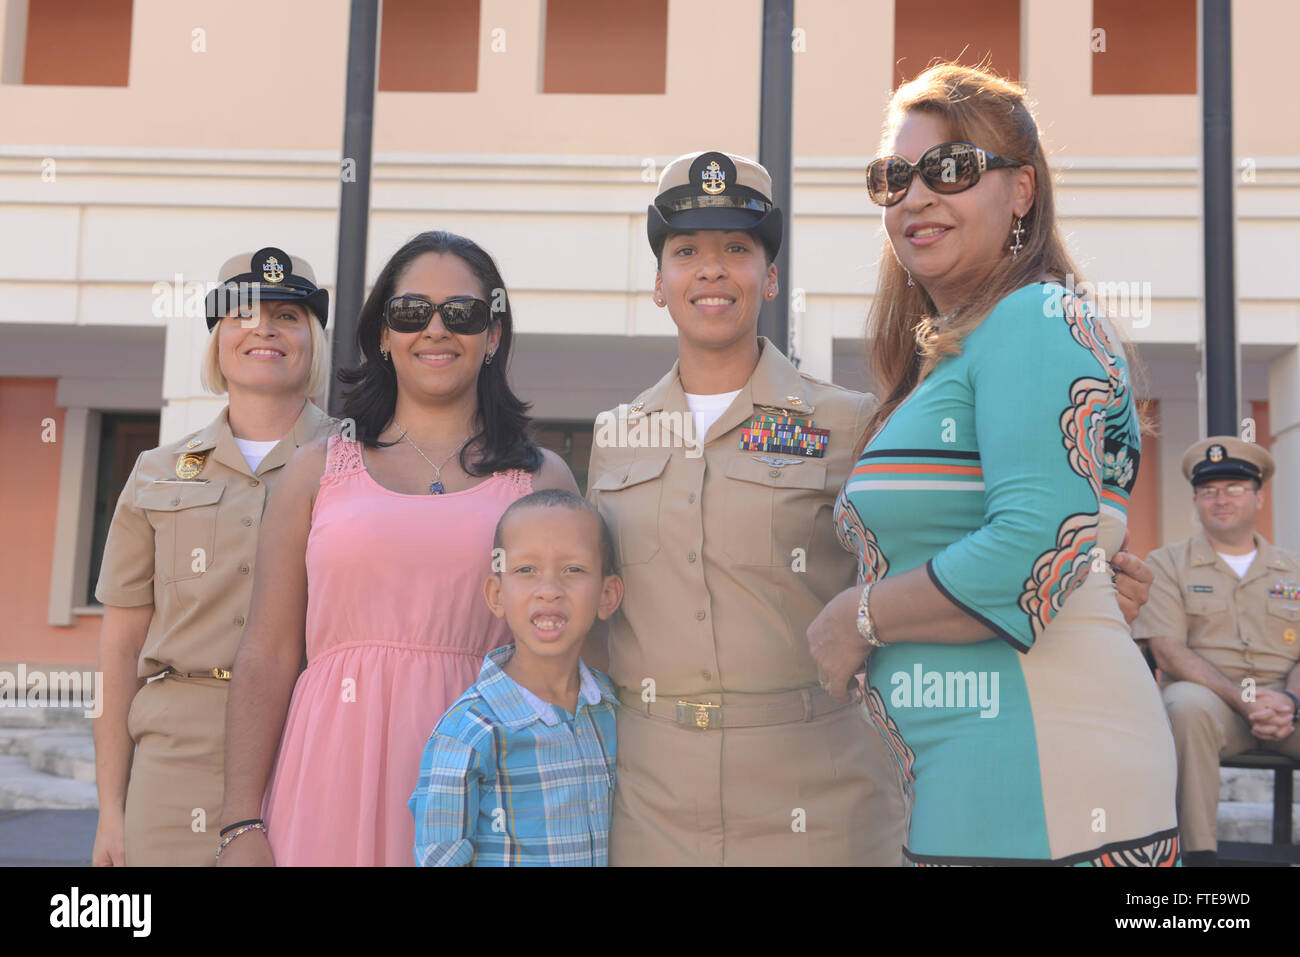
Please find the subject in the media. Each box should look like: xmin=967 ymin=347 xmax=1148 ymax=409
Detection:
xmin=477 ymin=645 xmax=611 ymax=729
xmin=632 ymin=337 xmax=815 ymax=445
xmin=187 ymin=400 xmax=329 ymax=477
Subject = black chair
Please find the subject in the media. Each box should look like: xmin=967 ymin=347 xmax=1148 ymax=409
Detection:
xmin=1217 ymin=751 xmax=1300 ymax=865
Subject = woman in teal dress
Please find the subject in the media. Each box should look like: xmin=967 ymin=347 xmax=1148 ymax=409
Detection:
xmin=807 ymin=62 xmax=1179 ymax=865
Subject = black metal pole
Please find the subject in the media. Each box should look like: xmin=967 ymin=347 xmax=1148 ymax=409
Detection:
xmin=1202 ymin=0 xmax=1237 ymax=436
xmin=758 ymin=0 xmax=793 ymax=359
xmin=330 ymin=0 xmax=380 ymax=416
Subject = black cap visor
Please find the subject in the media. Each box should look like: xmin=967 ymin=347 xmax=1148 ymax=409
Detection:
xmin=648 ymin=204 xmax=783 ymax=260
xmin=1191 ymin=460 xmax=1262 ymax=486
xmin=205 ymin=282 xmax=329 ymax=330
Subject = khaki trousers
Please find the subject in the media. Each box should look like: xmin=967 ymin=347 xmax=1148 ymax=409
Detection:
xmin=1163 ymin=680 xmax=1300 ymax=852
xmin=123 ymin=676 xmax=228 ymax=866
xmin=610 ymin=698 xmax=909 ymax=866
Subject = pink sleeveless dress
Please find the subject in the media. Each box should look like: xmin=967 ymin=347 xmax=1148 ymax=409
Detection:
xmin=263 ymin=434 xmax=532 ymax=866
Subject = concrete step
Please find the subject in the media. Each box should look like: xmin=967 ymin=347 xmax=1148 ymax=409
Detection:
xmin=0 ymin=707 xmax=93 ymax=731
xmin=0 ymin=756 xmax=97 ymax=810
xmin=1220 ymin=766 xmax=1296 ymax=803
xmin=26 ymin=731 xmax=96 ymax=784
xmin=1218 ymin=801 xmax=1300 ymax=843
xmin=0 ymin=728 xmax=44 ymax=756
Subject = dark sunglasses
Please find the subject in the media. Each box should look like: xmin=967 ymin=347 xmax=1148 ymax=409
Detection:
xmin=382 ymin=295 xmax=493 ymax=335
xmin=866 ymin=141 xmax=1024 ymax=207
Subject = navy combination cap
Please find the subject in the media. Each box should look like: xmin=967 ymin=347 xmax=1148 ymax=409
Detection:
xmin=647 ymin=150 xmax=783 ymax=261
xmin=1181 ymin=436 xmax=1275 ymax=486
xmin=204 ymin=247 xmax=329 ymax=330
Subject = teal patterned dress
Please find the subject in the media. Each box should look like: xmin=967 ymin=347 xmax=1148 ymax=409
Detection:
xmin=835 ymin=283 xmax=1179 ymax=866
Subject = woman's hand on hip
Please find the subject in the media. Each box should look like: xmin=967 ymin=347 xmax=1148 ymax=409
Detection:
xmin=807 ymin=584 xmax=870 ymax=702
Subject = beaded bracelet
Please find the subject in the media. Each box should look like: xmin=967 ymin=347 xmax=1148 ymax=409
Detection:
xmin=214 ymin=821 xmax=267 ymax=862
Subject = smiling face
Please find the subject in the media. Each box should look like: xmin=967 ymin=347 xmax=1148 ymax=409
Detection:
xmin=884 ymin=110 xmax=1035 ymax=315
xmin=1194 ymin=478 xmax=1263 ymax=542
xmin=655 ymin=230 xmax=778 ymax=351
xmin=485 ymin=505 xmax=623 ymax=664
xmin=380 ymin=251 xmax=502 ymax=402
xmin=217 ymin=300 xmax=313 ymax=395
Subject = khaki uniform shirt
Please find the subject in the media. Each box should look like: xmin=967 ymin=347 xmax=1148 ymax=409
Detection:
xmin=96 ymin=401 xmax=335 ymax=678
xmin=588 ymin=337 xmax=874 ymax=696
xmin=587 ymin=338 xmax=908 ymax=865
xmin=1132 ymin=531 xmax=1300 ymax=687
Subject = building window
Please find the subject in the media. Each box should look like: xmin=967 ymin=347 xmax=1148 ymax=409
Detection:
xmin=378 ymin=0 xmax=480 ymax=93
xmin=86 ymin=412 xmax=158 ymax=605
xmin=532 ymin=421 xmax=594 ymax=494
xmin=542 ymin=0 xmax=667 ymax=94
xmin=16 ymin=0 xmax=132 ymax=87
xmin=892 ymin=0 xmax=1020 ymax=86
xmin=1091 ymin=0 xmax=1196 ymax=95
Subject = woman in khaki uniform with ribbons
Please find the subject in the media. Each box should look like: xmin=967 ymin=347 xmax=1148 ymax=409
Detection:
xmin=91 ymin=248 xmax=335 ymax=866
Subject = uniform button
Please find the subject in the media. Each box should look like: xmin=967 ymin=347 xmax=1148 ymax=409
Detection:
xmin=241 ymin=517 xmax=253 ymax=527
xmin=768 ymin=468 xmax=781 ymax=479
xmin=233 ymin=616 xmax=245 ymax=627
xmin=249 ymin=478 xmax=260 ymax=487
xmin=239 ymin=564 xmax=250 ymax=575
xmin=688 ymin=551 xmax=697 ymax=563
xmin=688 ymin=492 xmax=697 ymax=504
xmin=170 ymin=497 xmax=181 ymax=506
xmin=695 ymin=609 xmax=706 ymax=621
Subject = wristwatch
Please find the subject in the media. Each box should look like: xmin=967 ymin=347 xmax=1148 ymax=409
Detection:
xmin=856 ymin=582 xmax=887 ymax=650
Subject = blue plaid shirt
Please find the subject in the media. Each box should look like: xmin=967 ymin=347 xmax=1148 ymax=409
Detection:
xmin=409 ymin=645 xmax=617 ymax=866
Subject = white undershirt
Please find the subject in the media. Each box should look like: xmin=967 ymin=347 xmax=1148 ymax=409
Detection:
xmin=235 ymin=437 xmax=281 ymax=472
xmin=1218 ymin=549 xmax=1257 ymax=578
xmin=684 ymin=389 xmax=742 ymax=443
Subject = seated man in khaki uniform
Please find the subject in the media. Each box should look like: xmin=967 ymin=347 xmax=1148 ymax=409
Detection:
xmin=1133 ymin=436 xmax=1300 ymax=865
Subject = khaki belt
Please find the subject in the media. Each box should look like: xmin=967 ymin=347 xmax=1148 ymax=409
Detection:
xmin=152 ymin=666 xmax=232 ymax=682
xmin=615 ymin=685 xmax=849 ymax=730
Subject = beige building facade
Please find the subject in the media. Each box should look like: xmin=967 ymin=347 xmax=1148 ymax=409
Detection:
xmin=1 ymin=0 xmax=1296 ymax=668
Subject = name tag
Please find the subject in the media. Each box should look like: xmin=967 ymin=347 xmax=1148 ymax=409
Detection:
xmin=1187 ymin=584 xmax=1214 ymax=594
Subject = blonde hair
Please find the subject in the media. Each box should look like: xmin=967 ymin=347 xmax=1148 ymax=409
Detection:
xmin=859 ymin=61 xmax=1088 ymax=452
xmin=201 ymin=311 xmax=330 ymax=402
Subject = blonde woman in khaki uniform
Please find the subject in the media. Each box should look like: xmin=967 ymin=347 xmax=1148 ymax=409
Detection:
xmin=91 ymin=249 xmax=334 ymax=866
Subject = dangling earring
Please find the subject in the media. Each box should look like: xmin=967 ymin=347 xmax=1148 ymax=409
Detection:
xmin=1009 ymin=216 xmax=1025 ymax=260
xmin=379 ymin=345 xmax=389 ymax=360
xmin=484 ymin=351 xmax=495 ymax=366
xmin=905 ymin=269 xmax=914 ymax=287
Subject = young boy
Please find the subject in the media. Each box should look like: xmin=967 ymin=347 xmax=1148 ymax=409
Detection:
xmin=409 ymin=489 xmax=623 ymax=866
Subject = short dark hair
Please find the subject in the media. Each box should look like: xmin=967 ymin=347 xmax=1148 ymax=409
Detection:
xmin=493 ymin=489 xmax=617 ymax=577
xmin=654 ymin=228 xmax=776 ymax=268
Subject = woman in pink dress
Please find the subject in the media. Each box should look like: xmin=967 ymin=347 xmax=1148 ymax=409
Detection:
xmin=216 ymin=231 xmax=579 ymax=866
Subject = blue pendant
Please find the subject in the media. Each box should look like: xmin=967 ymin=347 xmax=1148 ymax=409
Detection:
xmin=430 ymin=480 xmax=445 ymax=494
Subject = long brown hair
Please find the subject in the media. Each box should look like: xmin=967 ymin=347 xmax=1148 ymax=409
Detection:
xmin=858 ymin=62 xmax=1086 ymax=453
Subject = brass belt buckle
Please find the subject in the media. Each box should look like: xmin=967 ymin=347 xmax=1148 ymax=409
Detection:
xmin=208 ymin=667 xmax=232 ymax=680
xmin=676 ymin=699 xmax=720 ymax=730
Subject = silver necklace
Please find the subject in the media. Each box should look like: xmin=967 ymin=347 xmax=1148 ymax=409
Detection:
xmin=393 ymin=423 xmax=470 ymax=494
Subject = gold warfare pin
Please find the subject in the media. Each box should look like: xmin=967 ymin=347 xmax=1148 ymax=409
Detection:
xmin=176 ymin=452 xmax=208 ymax=480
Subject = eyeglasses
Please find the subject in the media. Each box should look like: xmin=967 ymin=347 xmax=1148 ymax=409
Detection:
xmin=866 ymin=141 xmax=1024 ymax=207
xmin=1194 ymin=484 xmax=1255 ymax=500
xmin=382 ymin=295 xmax=492 ymax=335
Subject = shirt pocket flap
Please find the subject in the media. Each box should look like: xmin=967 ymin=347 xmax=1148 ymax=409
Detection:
xmin=1267 ymin=601 xmax=1300 ymax=622
xmin=136 ymin=482 xmax=226 ymax=511
xmin=589 ymin=452 xmax=672 ymax=492
xmin=1184 ymin=596 xmax=1228 ymax=615
xmin=726 ymin=455 xmax=827 ymax=491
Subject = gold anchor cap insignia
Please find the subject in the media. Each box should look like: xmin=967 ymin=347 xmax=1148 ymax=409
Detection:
xmin=701 ymin=159 xmax=726 ymax=195
xmin=262 ymin=255 xmax=285 ymax=283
